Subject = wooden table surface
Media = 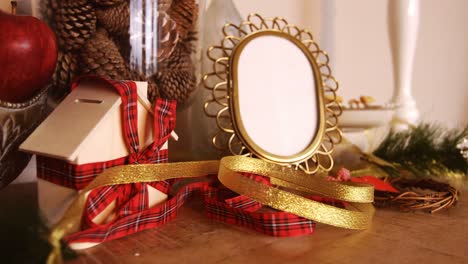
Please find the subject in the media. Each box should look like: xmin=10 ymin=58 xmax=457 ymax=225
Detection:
xmin=1 ymin=183 xmax=467 ymax=264
xmin=69 ymin=191 xmax=468 ymax=264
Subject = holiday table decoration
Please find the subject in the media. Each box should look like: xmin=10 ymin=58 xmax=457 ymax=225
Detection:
xmin=202 ymin=14 xmax=344 ymax=172
xmin=349 ymin=123 xmax=467 ymax=213
xmin=42 ymin=15 xmax=377 ymax=264
xmin=20 ymin=76 xmax=177 ymax=228
xmin=42 ymin=0 xmax=204 ymax=105
xmin=372 ymin=124 xmax=467 ymax=180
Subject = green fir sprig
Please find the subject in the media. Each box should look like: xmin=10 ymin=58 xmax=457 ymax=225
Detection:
xmin=372 ymin=123 xmax=468 ymax=179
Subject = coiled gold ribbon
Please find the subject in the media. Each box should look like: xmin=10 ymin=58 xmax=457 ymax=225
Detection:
xmin=47 ymin=156 xmax=374 ymax=264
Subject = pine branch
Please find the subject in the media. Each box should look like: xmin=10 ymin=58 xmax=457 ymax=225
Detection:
xmin=373 ymin=123 xmax=468 ymax=178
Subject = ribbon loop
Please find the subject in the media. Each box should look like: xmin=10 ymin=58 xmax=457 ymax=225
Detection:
xmin=218 ymin=158 xmax=374 ymax=229
xmin=221 ymin=156 xmax=374 ymax=203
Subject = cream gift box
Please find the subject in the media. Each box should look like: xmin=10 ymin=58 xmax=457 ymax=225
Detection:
xmin=20 ymin=79 xmax=177 ymax=227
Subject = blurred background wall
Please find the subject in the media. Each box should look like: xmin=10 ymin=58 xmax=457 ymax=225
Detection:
xmin=3 ymin=0 xmax=465 ymax=126
xmin=232 ymin=0 xmax=467 ymax=128
xmin=4 ymin=0 xmax=467 ymax=183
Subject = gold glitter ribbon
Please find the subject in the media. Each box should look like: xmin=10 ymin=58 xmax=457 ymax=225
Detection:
xmin=47 ymin=157 xmax=374 ymax=264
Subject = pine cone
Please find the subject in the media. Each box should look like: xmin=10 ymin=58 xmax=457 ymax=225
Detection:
xmin=155 ymin=68 xmax=195 ymax=104
xmin=154 ymin=36 xmax=196 ymax=104
xmin=92 ymin=0 xmax=125 ymax=7
xmin=95 ymin=1 xmax=129 ymax=37
xmin=95 ymin=0 xmax=173 ymax=37
xmin=159 ymin=0 xmax=173 ymax=12
xmin=157 ymin=12 xmax=179 ymax=62
xmin=95 ymin=1 xmax=130 ymax=60
xmin=183 ymin=29 xmax=198 ymax=50
xmin=54 ymin=0 xmax=97 ymax=51
xmin=147 ymin=79 xmax=160 ymax=104
xmin=79 ymin=29 xmax=131 ymax=79
xmin=54 ymin=50 xmax=78 ymax=89
xmin=96 ymin=1 xmax=180 ymax=64
xmin=49 ymin=50 xmax=78 ymax=100
xmin=119 ymin=11 xmax=179 ymax=74
xmin=158 ymin=39 xmax=193 ymax=71
xmin=168 ymin=0 xmax=197 ymax=40
xmin=93 ymin=0 xmax=172 ymax=11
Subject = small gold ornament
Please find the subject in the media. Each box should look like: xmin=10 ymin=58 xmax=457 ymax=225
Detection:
xmin=347 ymin=95 xmax=377 ymax=109
xmin=359 ymin=95 xmax=376 ymax=108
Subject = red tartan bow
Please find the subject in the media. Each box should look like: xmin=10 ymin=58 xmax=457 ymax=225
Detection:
xmin=65 ymin=77 xmax=178 ymax=247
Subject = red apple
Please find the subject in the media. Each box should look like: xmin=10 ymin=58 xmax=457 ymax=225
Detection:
xmin=0 ymin=11 xmax=57 ymax=103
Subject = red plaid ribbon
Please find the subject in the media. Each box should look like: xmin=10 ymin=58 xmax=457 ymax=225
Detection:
xmin=40 ymin=76 xmax=319 ymax=247
xmin=65 ymin=174 xmax=318 ymax=245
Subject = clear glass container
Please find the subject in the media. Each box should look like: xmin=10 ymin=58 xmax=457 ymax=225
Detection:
xmin=42 ymin=0 xmax=205 ymax=106
xmin=169 ymin=0 xmax=242 ymax=161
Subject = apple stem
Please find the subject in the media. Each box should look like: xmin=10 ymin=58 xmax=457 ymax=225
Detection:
xmin=11 ymin=1 xmax=17 ymax=15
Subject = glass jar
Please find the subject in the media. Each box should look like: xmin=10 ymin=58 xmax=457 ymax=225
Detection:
xmin=169 ymin=0 xmax=242 ymax=161
xmin=42 ymin=0 xmax=205 ymax=106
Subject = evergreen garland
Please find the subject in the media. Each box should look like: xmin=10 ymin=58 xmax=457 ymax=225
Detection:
xmin=372 ymin=123 xmax=468 ymax=179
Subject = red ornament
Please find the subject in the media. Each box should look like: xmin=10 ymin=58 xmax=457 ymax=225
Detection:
xmin=0 ymin=11 xmax=57 ymax=103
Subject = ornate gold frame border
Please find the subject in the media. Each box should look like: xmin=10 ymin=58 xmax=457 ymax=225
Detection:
xmin=230 ymin=30 xmax=325 ymax=164
xmin=203 ymin=14 xmax=342 ymax=174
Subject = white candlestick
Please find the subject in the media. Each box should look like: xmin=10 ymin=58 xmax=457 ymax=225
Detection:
xmin=388 ymin=0 xmax=420 ymax=130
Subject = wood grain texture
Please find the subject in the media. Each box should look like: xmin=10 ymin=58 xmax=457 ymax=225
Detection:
xmin=67 ymin=191 xmax=468 ymax=264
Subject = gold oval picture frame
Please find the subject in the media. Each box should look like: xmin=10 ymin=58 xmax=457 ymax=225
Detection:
xmin=203 ymin=14 xmax=342 ymax=174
